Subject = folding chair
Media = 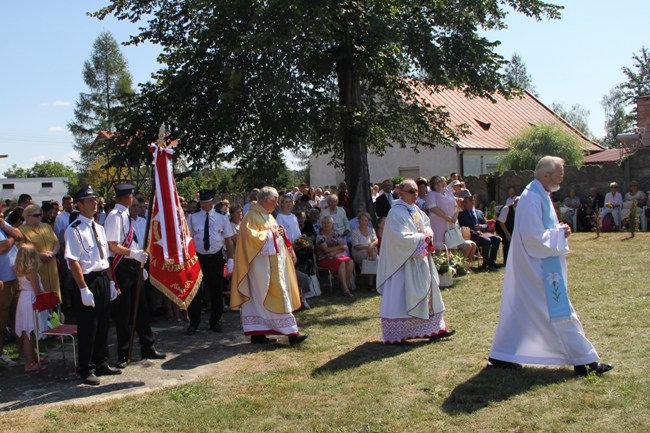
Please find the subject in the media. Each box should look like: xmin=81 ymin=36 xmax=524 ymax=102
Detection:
xmin=314 ymin=249 xmax=335 ymax=291
xmin=32 ymin=291 xmax=78 ymax=369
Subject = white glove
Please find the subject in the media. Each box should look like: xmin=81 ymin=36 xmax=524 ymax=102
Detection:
xmin=130 ymin=249 xmax=149 ymax=263
xmin=227 ymin=258 xmax=234 ymax=274
xmin=109 ymin=281 xmax=118 ymax=301
xmin=142 ymin=269 xmax=149 ymax=280
xmin=80 ymin=287 xmax=95 ymax=307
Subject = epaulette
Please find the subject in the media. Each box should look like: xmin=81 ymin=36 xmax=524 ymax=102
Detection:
xmin=71 ymin=220 xmax=82 ymax=228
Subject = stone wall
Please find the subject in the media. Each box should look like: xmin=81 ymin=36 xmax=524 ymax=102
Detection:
xmin=464 ymin=147 xmax=650 ymax=204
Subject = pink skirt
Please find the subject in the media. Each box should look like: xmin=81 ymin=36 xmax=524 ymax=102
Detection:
xmin=319 ymin=256 xmax=352 ymax=274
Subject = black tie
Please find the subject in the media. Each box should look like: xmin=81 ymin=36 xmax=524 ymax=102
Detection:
xmin=91 ymin=221 xmax=105 ymax=260
xmin=204 ymin=212 xmax=210 ymax=251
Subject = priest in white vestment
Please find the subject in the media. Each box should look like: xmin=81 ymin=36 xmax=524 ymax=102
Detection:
xmin=488 ymin=156 xmax=613 ymax=376
xmin=230 ymin=187 xmax=308 ymax=346
xmin=377 ymin=179 xmax=455 ymax=344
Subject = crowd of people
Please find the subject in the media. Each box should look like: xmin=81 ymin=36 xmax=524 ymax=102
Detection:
xmin=0 ymin=163 xmax=624 ymax=384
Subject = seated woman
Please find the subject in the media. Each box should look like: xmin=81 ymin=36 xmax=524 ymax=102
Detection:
xmin=600 ymin=182 xmax=624 ymax=231
xmin=562 ymin=188 xmax=581 ymax=227
xmin=350 ymin=212 xmax=378 ymax=289
xmin=622 ymin=180 xmax=647 ymax=228
xmin=316 ymin=215 xmax=355 ymax=296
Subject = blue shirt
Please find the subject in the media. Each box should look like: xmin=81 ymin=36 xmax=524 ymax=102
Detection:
xmin=0 ymin=228 xmax=17 ymax=282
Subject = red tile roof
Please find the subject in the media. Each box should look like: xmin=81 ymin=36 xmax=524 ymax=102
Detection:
xmin=583 ymin=147 xmax=632 ymax=164
xmin=410 ymin=86 xmax=604 ymax=153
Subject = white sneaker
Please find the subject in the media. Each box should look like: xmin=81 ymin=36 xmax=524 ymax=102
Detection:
xmin=0 ymin=353 xmax=16 ymax=367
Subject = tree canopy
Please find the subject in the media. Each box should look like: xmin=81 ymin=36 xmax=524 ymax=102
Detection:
xmin=95 ymin=0 xmax=562 ymax=214
xmin=68 ymin=31 xmax=133 ymax=169
xmin=505 ymin=53 xmax=538 ymax=97
xmin=620 ymin=46 xmax=650 ymax=115
xmin=550 ymin=102 xmax=591 ymax=137
xmin=498 ymin=124 xmax=585 ymax=171
xmin=601 ymin=87 xmax=633 ymax=148
xmin=2 ymin=160 xmax=79 ymax=193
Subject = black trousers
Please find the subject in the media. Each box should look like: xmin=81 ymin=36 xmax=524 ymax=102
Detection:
xmin=73 ymin=271 xmax=111 ymax=377
xmin=111 ymin=259 xmax=155 ymax=361
xmin=188 ymin=251 xmax=225 ymax=329
xmin=472 ymin=234 xmax=502 ymax=265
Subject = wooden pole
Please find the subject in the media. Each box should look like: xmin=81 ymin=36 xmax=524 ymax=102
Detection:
xmin=127 ymin=126 xmax=164 ymax=363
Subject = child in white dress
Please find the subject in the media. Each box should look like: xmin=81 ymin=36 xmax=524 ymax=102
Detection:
xmin=14 ymin=244 xmax=48 ymax=372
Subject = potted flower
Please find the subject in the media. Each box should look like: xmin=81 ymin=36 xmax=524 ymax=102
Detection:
xmin=434 ymin=251 xmax=456 ymax=288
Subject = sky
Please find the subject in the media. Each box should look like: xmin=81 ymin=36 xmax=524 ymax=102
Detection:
xmin=1 ymin=0 xmax=649 ymax=177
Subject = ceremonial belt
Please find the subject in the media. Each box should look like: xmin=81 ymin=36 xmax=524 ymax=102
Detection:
xmin=109 ymin=223 xmax=135 ymax=294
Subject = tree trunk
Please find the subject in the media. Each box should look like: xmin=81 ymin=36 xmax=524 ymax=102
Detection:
xmin=336 ymin=42 xmax=373 ymax=220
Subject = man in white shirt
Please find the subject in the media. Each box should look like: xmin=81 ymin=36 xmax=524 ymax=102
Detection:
xmin=186 ymin=189 xmax=235 ymax=335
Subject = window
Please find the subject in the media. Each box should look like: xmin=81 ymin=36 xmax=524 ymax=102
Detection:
xmin=41 ymin=182 xmax=53 ymax=188
xmin=2 ymin=184 xmax=15 ymax=190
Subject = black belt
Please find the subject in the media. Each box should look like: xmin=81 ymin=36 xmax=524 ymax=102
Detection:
xmin=85 ymin=269 xmax=109 ymax=278
xmin=198 ymin=248 xmax=223 ymax=257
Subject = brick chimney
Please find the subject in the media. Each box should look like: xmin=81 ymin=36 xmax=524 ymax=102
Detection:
xmin=638 ymin=95 xmax=650 ymax=147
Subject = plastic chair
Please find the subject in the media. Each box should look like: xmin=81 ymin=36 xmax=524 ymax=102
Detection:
xmin=32 ymin=291 xmax=78 ymax=369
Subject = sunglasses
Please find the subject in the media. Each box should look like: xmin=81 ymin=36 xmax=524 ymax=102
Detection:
xmin=402 ymin=188 xmax=417 ymax=195
xmin=30 ymin=213 xmax=42 ymax=217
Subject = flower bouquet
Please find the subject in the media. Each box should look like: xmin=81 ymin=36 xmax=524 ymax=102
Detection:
xmin=294 ymin=235 xmax=314 ymax=250
xmin=606 ymin=201 xmax=614 ymax=209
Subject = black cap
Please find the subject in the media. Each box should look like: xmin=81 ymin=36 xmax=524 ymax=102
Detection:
xmin=114 ymin=183 xmax=134 ymax=198
xmin=74 ymin=186 xmax=98 ymax=202
xmin=198 ymin=189 xmax=216 ymax=202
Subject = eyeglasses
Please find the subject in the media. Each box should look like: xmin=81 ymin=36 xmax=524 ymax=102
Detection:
xmin=610 ymin=187 xmax=618 ymax=189
xmin=30 ymin=213 xmax=42 ymax=217
xmin=402 ymin=189 xmax=417 ymax=195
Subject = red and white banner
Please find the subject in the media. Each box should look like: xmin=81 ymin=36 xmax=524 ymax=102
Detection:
xmin=147 ymin=143 xmax=202 ymax=309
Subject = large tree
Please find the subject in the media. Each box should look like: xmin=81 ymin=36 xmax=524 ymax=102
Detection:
xmin=505 ymin=52 xmax=538 ymax=97
xmin=601 ymin=87 xmax=633 ymax=148
xmin=498 ymin=123 xmax=585 ymax=171
xmin=95 ymin=0 xmax=561 ymax=216
xmin=68 ymin=31 xmax=134 ymax=169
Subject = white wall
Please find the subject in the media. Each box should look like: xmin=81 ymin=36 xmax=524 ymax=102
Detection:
xmin=0 ymin=177 xmax=69 ymax=204
xmin=310 ymin=144 xmax=459 ymax=187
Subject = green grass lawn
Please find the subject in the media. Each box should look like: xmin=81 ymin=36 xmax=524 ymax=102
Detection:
xmin=3 ymin=232 xmax=649 ymax=432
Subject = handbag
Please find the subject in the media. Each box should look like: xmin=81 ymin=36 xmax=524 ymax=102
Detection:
xmin=306 ymin=274 xmax=321 ymax=298
xmin=444 ymin=226 xmax=465 ymax=248
xmin=361 ymin=259 xmax=378 ymax=275
xmin=460 ymin=226 xmax=471 ymax=240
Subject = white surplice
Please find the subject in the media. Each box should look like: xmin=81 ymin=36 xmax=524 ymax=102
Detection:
xmin=377 ymin=203 xmax=447 ymax=343
xmin=489 ymin=179 xmax=599 ymax=366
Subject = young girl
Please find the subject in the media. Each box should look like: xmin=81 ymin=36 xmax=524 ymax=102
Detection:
xmin=14 ymin=243 xmax=48 ymax=372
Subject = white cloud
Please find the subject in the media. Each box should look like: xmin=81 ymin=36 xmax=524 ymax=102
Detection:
xmin=31 ymin=154 xmax=47 ymax=163
xmin=48 ymin=126 xmax=64 ymax=132
xmin=39 ymin=100 xmax=71 ymax=107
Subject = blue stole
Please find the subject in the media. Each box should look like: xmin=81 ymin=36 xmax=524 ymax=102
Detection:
xmin=529 ymin=180 xmax=572 ymax=322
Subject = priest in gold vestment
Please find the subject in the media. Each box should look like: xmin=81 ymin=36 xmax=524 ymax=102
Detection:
xmin=230 ymin=187 xmax=308 ymax=345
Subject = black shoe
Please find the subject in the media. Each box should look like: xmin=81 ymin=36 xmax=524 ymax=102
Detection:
xmin=141 ymin=347 xmax=167 ymax=360
xmin=209 ymin=323 xmax=223 ymax=333
xmin=95 ymin=365 xmax=122 ymax=376
xmin=575 ymin=362 xmax=614 ymax=376
xmin=81 ymin=373 xmax=100 ymax=386
xmin=115 ymin=359 xmax=128 ymax=369
xmin=185 ymin=326 xmax=198 ymax=336
xmin=488 ymin=357 xmax=523 ymax=369
xmin=251 ymin=335 xmax=277 ymax=344
xmin=429 ymin=329 xmax=456 ymax=342
xmin=488 ymin=261 xmax=503 ymax=268
xmin=288 ymin=334 xmax=308 ymax=346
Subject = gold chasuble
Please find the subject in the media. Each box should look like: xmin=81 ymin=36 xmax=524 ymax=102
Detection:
xmin=230 ymin=202 xmax=301 ymax=314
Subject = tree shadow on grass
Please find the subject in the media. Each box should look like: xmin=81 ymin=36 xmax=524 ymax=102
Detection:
xmin=312 ymin=340 xmax=425 ymax=377
xmin=442 ymin=366 xmax=575 ymax=415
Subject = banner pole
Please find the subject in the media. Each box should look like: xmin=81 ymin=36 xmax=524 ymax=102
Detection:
xmin=127 ymin=124 xmax=164 ymax=364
